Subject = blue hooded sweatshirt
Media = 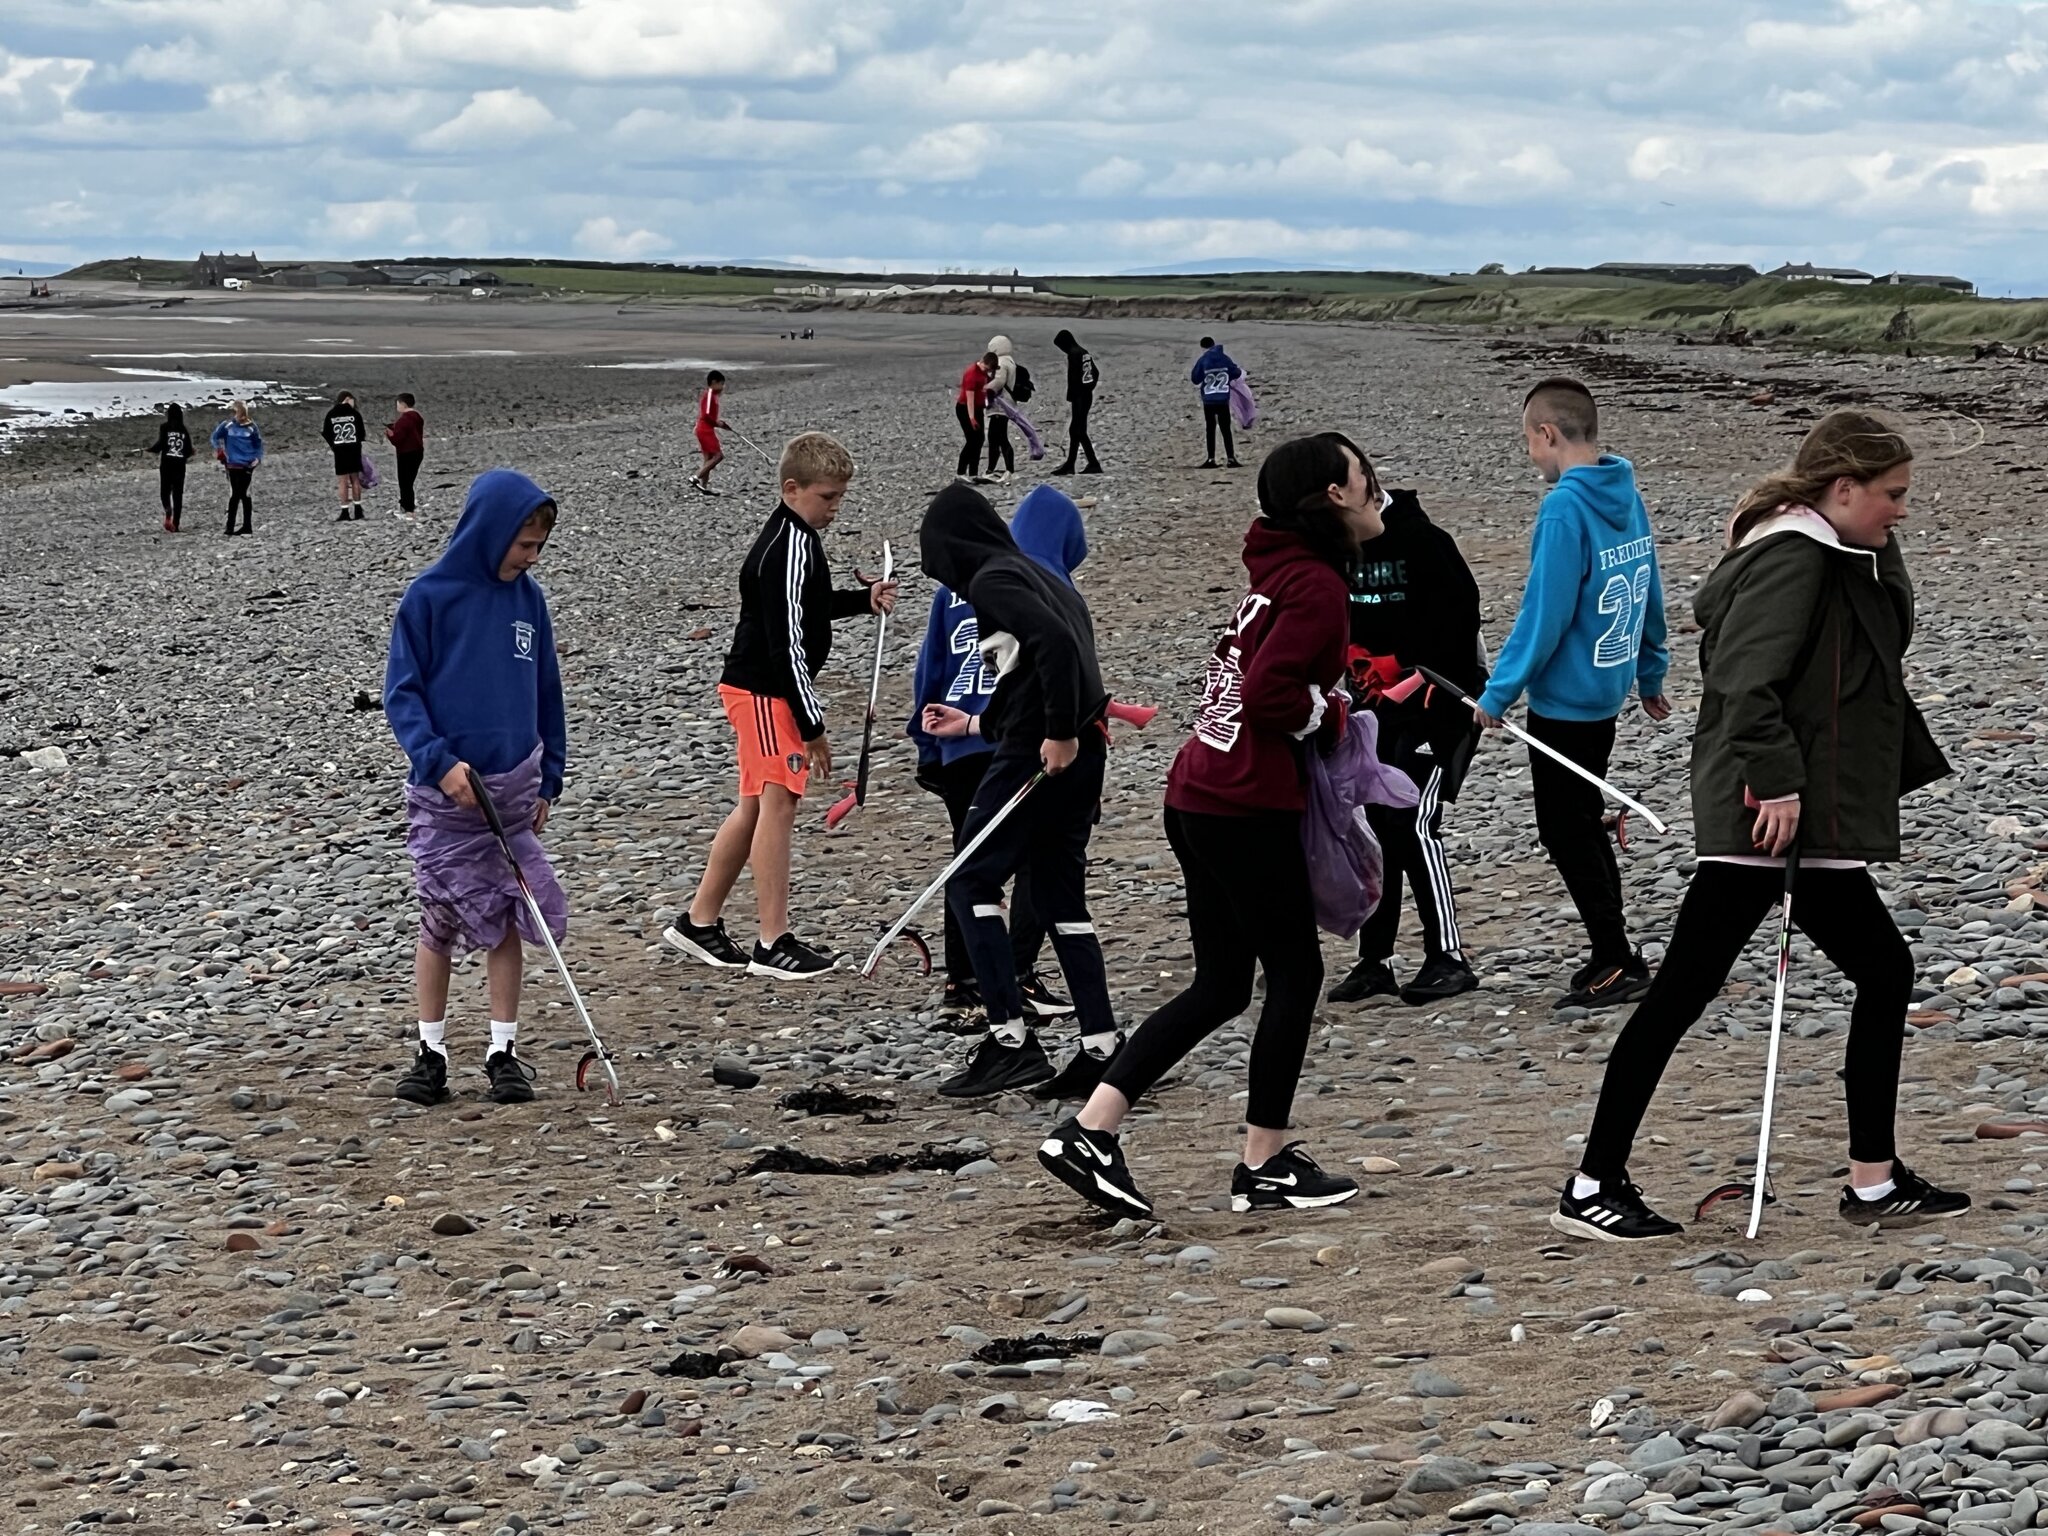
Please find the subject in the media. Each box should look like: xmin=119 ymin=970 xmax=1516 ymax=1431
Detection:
xmin=908 ymin=485 xmax=1088 ymax=768
xmin=384 ymin=469 xmax=567 ymax=800
xmin=210 ymin=417 xmax=263 ymax=467
xmin=1477 ymin=454 xmax=1670 ymax=722
xmin=1190 ymin=343 xmax=1242 ymax=403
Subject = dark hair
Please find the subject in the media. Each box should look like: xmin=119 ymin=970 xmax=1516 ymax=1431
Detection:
xmin=1256 ymin=433 xmax=1372 ymax=570
xmin=1053 ymin=329 xmax=1075 ymax=349
xmin=165 ymin=403 xmax=184 ymax=425
xmin=707 ymin=369 xmax=726 ymax=385
xmin=981 ymin=351 xmax=998 ymax=369
xmin=397 ymin=392 xmax=415 ymax=407
xmin=335 ymin=390 xmax=355 ymax=408
xmin=1728 ymin=410 xmax=1912 ymax=547
xmin=1200 ymin=335 xmax=1216 ymax=348
xmin=1523 ymin=377 xmax=1598 ymax=443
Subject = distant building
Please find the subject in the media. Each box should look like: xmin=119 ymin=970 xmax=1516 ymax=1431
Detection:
xmin=1879 ymin=271 xmax=1975 ymax=295
xmin=450 ymin=268 xmax=501 ymax=287
xmin=379 ymin=265 xmax=456 ymax=286
xmin=196 ymin=251 xmax=262 ymax=286
xmin=774 ymin=274 xmax=1045 ymax=299
xmin=1769 ymin=262 xmax=1875 ymax=285
xmin=267 ymin=263 xmax=391 ymax=289
xmin=1590 ymin=261 xmax=1760 ymax=286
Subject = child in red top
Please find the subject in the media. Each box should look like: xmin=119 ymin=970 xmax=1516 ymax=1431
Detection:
xmin=955 ymin=352 xmax=995 ymax=479
xmin=692 ymin=371 xmax=726 ymax=495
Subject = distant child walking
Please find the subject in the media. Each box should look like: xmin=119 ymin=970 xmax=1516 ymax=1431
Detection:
xmin=1476 ymin=378 xmax=1670 ymax=1009
xmin=664 ymin=433 xmax=898 ymax=979
xmin=984 ymin=336 xmax=1018 ymax=480
xmin=1050 ymin=329 xmax=1102 ymax=475
xmin=383 ymin=469 xmax=569 ymax=1108
xmin=692 ymin=371 xmax=726 ymax=495
xmin=385 ymin=393 xmax=426 ymax=514
xmin=1190 ymin=336 xmax=1243 ymax=468
xmin=149 ymin=403 xmax=193 ymax=531
xmin=210 ymin=400 xmax=263 ymax=536
xmin=324 ymin=391 xmax=368 ymax=522
xmin=956 ymin=351 xmax=995 ymax=479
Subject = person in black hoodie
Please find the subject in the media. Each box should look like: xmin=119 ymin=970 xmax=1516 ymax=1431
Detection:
xmin=148 ymin=403 xmax=194 ymax=531
xmin=323 ymin=391 xmax=368 ymax=522
xmin=917 ymin=482 xmax=1117 ymax=1100
xmin=1327 ymin=486 xmax=1487 ymax=1006
xmin=1050 ymin=329 xmax=1102 ymax=475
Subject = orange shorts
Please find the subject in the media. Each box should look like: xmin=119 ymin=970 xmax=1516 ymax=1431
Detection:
xmin=719 ymin=684 xmax=809 ymax=798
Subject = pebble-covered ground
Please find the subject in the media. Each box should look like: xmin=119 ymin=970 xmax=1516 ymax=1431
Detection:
xmin=5 ymin=298 xmax=2048 ymax=1536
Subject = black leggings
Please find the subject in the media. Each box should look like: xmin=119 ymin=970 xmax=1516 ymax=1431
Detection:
xmin=1580 ymin=861 xmax=1913 ymax=1180
xmin=929 ymin=753 xmax=1045 ymax=985
xmin=1064 ymin=397 xmax=1098 ymax=470
xmin=159 ymin=460 xmax=186 ymax=526
xmin=224 ymin=467 xmax=254 ymax=533
xmin=1102 ymin=807 xmax=1321 ymax=1130
xmin=986 ymin=414 xmax=1014 ymax=475
xmin=1203 ymin=400 xmax=1236 ymax=462
xmin=1528 ymin=712 xmax=1630 ymax=966
xmin=956 ymin=403 xmax=984 ymax=477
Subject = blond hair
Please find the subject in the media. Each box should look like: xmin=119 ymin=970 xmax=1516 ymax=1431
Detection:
xmin=231 ymin=399 xmax=251 ymax=423
xmin=778 ymin=431 xmax=855 ymax=489
xmin=1728 ymin=410 xmax=1912 ymax=547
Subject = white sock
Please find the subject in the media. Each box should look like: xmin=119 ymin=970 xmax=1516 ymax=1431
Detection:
xmin=419 ymin=1020 xmax=447 ymax=1059
xmin=990 ymin=1019 xmax=1028 ymax=1048
xmin=1852 ymin=1178 xmax=1895 ymax=1202
xmin=1080 ymin=1030 xmax=1119 ymax=1059
xmin=490 ymin=1020 xmax=517 ymax=1056
xmin=1571 ymin=1174 xmax=1603 ymax=1200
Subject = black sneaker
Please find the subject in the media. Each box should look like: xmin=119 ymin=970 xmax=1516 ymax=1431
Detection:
xmin=485 ymin=1047 xmax=537 ymax=1104
xmin=1401 ymin=955 xmax=1479 ymax=1006
xmin=1838 ymin=1161 xmax=1970 ymax=1227
xmin=663 ymin=917 xmax=749 ymax=969
xmin=1550 ymin=1177 xmax=1684 ymax=1242
xmin=747 ymin=932 xmax=840 ymax=980
xmin=351 ymin=505 xmax=365 ymax=521
xmin=1199 ymin=458 xmax=1217 ymax=469
xmin=1049 ymin=462 xmax=1075 ymax=476
xmin=1225 ymin=458 xmax=1242 ymax=469
xmin=1019 ymin=973 xmax=1076 ymax=1017
xmin=1080 ymin=463 xmax=1104 ymax=475
xmin=939 ymin=978 xmax=984 ymax=1015
xmin=1328 ymin=958 xmax=1398 ymax=1004
xmin=1038 ymin=1116 xmax=1153 ymax=1217
xmin=1558 ymin=954 xmax=1652 ymax=1011
xmin=335 ymin=507 xmax=352 ymax=523
xmin=1231 ymin=1143 xmax=1359 ymax=1212
xmin=1034 ymin=1035 xmax=1122 ymax=1101
xmin=394 ymin=1046 xmax=450 ymax=1106
xmin=937 ymin=1031 xmax=1053 ymax=1098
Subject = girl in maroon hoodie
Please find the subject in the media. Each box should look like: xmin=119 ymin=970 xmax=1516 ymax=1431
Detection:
xmin=1039 ymin=433 xmax=1386 ymax=1218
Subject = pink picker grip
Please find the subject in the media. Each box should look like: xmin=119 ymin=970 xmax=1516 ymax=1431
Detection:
xmin=1378 ymin=670 xmax=1426 ymax=705
xmin=823 ymin=790 xmax=859 ymax=830
xmin=1106 ymin=700 xmax=1157 ymax=728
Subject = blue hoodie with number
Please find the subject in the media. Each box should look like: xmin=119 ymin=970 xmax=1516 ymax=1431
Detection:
xmin=384 ymin=469 xmax=568 ymax=799
xmin=1190 ymin=343 xmax=1242 ymax=403
xmin=907 ymin=485 xmax=1088 ymax=769
xmin=1476 ymin=454 xmax=1669 ymax=722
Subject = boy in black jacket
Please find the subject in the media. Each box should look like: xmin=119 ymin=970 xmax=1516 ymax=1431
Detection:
xmin=1329 ymin=488 xmax=1486 ymax=1006
xmin=666 ymin=433 xmax=896 ymax=979
xmin=1049 ymin=330 xmax=1102 ymax=475
xmin=917 ymin=482 xmax=1118 ymax=1099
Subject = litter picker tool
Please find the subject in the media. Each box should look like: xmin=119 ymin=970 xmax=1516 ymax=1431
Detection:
xmin=728 ymin=426 xmax=777 ymax=466
xmin=466 ymin=768 xmax=621 ymax=1106
xmin=1414 ymin=665 xmax=1669 ymax=835
xmin=825 ymin=541 xmax=893 ymax=830
xmin=860 ymin=771 xmax=1044 ymax=978
xmin=1744 ymin=838 xmax=1801 ymax=1238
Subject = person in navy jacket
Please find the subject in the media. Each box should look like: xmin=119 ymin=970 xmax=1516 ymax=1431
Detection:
xmin=1190 ymin=336 xmax=1243 ymax=469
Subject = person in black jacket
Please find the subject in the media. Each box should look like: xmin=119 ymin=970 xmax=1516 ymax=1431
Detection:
xmin=1050 ymin=330 xmax=1102 ymax=475
xmin=918 ymin=482 xmax=1118 ymax=1100
xmin=1327 ymin=487 xmax=1486 ymax=1006
xmin=323 ymin=391 xmax=368 ymax=522
xmin=666 ymin=433 xmax=897 ymax=980
xmin=148 ymin=403 xmax=194 ymax=531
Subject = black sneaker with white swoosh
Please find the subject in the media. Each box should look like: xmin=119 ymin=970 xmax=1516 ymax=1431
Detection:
xmin=1230 ymin=1143 xmax=1359 ymax=1212
xmin=1038 ymin=1116 xmax=1153 ymax=1217
xmin=1837 ymin=1160 xmax=1970 ymax=1227
xmin=1549 ymin=1177 xmax=1683 ymax=1242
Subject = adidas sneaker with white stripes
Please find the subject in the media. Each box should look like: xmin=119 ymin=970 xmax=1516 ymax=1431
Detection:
xmin=1837 ymin=1161 xmax=1970 ymax=1227
xmin=1550 ymin=1177 xmax=1684 ymax=1243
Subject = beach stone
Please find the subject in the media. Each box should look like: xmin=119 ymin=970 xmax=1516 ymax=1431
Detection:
xmin=431 ymin=1212 xmax=478 ymax=1236
xmin=1100 ymin=1330 xmax=1176 ymax=1357
xmin=1264 ymin=1307 xmax=1325 ymax=1331
xmin=1411 ymin=1367 xmax=1468 ymax=1397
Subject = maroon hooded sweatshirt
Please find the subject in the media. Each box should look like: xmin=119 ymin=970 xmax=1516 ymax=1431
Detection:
xmin=1167 ymin=520 xmax=1349 ymax=818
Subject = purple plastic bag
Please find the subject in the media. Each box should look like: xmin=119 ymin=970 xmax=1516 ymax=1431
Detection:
xmin=1229 ymin=374 xmax=1258 ymax=429
xmin=360 ymin=454 xmax=380 ymax=489
xmin=1301 ymin=707 xmax=1418 ymax=938
xmin=993 ymin=394 xmax=1046 ymax=460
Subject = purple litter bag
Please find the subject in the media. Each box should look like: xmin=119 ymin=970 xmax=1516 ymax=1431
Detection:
xmin=1301 ymin=707 xmax=1417 ymax=938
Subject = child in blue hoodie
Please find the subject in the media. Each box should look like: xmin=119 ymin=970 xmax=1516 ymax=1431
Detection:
xmin=908 ymin=486 xmax=1090 ymax=1020
xmin=209 ymin=400 xmax=263 ymax=536
xmin=384 ymin=469 xmax=569 ymax=1109
xmin=1476 ymin=379 xmax=1671 ymax=1009
xmin=1190 ymin=337 xmax=1243 ymax=469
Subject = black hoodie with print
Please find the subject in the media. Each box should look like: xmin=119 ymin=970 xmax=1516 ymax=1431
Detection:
xmin=1348 ymin=488 xmax=1487 ymax=762
xmin=919 ymin=483 xmax=1107 ymax=746
xmin=1053 ymin=329 xmax=1098 ymax=404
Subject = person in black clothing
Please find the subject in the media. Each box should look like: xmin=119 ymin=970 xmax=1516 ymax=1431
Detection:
xmin=323 ymin=391 xmax=368 ymax=522
xmin=1050 ymin=330 xmax=1102 ymax=475
xmin=1328 ymin=487 xmax=1486 ymax=1006
xmin=917 ymin=482 xmax=1118 ymax=1101
xmin=148 ymin=403 xmax=194 ymax=531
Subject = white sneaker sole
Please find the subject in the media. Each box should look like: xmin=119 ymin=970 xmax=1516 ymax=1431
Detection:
xmin=1230 ymin=1186 xmax=1360 ymax=1213
xmin=1038 ymin=1137 xmax=1153 ymax=1216
xmin=746 ymin=957 xmax=841 ymax=980
xmin=1024 ymin=996 xmax=1077 ymax=1018
xmin=1548 ymin=1210 xmax=1672 ymax=1243
xmin=661 ymin=926 xmax=746 ymax=969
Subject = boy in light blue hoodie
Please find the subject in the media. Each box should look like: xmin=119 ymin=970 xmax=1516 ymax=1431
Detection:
xmin=1476 ymin=379 xmax=1671 ymax=1009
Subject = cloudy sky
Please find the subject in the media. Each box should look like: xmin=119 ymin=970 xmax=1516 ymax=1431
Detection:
xmin=7 ymin=0 xmax=2048 ymax=288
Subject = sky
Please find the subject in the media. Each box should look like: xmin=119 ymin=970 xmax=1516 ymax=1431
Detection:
xmin=7 ymin=0 xmax=2048 ymax=290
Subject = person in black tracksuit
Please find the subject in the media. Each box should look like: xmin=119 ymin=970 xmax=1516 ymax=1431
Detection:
xmin=917 ymin=482 xmax=1117 ymax=1102
xmin=1050 ymin=330 xmax=1102 ymax=475
xmin=148 ymin=403 xmax=194 ymax=531
xmin=323 ymin=392 xmax=367 ymax=522
xmin=1328 ymin=488 xmax=1487 ymax=1006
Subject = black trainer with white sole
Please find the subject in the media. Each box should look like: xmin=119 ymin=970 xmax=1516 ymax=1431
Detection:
xmin=663 ymin=918 xmax=749 ymax=969
xmin=1838 ymin=1161 xmax=1970 ymax=1226
xmin=1557 ymin=954 xmax=1652 ymax=1011
xmin=1550 ymin=1177 xmax=1684 ymax=1242
xmin=1038 ymin=1116 xmax=1153 ymax=1217
xmin=748 ymin=932 xmax=839 ymax=979
xmin=394 ymin=1046 xmax=450 ymax=1106
xmin=1020 ymin=973 xmax=1076 ymax=1017
xmin=1230 ymin=1143 xmax=1359 ymax=1212
xmin=937 ymin=1031 xmax=1053 ymax=1098
xmin=1034 ymin=1035 xmax=1121 ymax=1101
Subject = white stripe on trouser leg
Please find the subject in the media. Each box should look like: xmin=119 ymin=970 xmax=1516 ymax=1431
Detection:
xmin=972 ymin=905 xmax=1007 ymax=919
xmin=1417 ymin=766 xmax=1461 ymax=958
xmin=1054 ymin=922 xmax=1095 ymax=936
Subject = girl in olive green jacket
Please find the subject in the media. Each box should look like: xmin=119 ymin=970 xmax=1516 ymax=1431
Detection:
xmin=1552 ymin=411 xmax=1968 ymax=1244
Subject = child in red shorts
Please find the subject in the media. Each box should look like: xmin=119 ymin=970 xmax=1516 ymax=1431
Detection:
xmin=691 ymin=371 xmax=726 ymax=495
xmin=665 ymin=432 xmax=897 ymax=977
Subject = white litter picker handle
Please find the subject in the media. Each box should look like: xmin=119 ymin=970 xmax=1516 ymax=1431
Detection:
xmin=860 ymin=771 xmax=1044 ymax=977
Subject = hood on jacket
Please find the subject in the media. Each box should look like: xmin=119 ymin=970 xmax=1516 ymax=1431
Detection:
xmin=1243 ymin=516 xmax=1330 ymax=586
xmin=1733 ymin=502 xmax=1877 ymax=563
xmin=435 ymin=469 xmax=556 ymax=586
xmin=987 ymin=334 xmax=1014 ymax=358
xmin=1547 ymin=454 xmax=1644 ymax=532
xmin=1010 ymin=485 xmax=1087 ymax=585
xmin=1696 ymin=504 xmax=1881 ymax=635
xmin=1053 ymin=329 xmax=1076 ymax=351
xmin=920 ymin=482 xmax=1017 ymax=594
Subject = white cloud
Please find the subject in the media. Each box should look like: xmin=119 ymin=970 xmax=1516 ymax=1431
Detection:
xmin=0 ymin=50 xmax=92 ymax=121
xmin=860 ymin=122 xmax=992 ymax=183
xmin=574 ymin=216 xmax=667 ymax=260
xmin=1079 ymin=156 xmax=1146 ymax=197
xmin=415 ymin=87 xmax=557 ymax=152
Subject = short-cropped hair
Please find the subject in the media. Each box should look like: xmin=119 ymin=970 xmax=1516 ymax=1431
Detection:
xmin=779 ymin=431 xmax=855 ymax=488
